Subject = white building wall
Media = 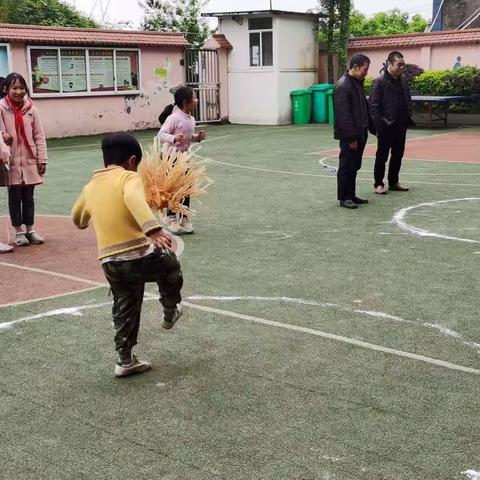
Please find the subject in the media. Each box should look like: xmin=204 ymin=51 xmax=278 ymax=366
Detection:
xmin=219 ymin=14 xmax=318 ymax=125
xmin=219 ymin=16 xmax=279 ymax=124
xmin=277 ymin=16 xmax=318 ymax=124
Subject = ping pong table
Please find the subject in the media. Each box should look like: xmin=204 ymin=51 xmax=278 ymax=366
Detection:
xmin=411 ymin=95 xmax=472 ymax=127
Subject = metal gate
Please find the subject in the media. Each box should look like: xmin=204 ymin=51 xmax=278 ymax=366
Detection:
xmin=184 ymin=48 xmax=221 ymax=123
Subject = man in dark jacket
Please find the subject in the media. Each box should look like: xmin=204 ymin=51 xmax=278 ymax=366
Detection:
xmin=369 ymin=51 xmax=415 ymax=194
xmin=333 ymin=54 xmax=375 ymax=209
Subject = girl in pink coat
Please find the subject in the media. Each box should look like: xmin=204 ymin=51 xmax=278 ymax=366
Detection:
xmin=158 ymin=86 xmax=205 ymax=235
xmin=0 ymin=73 xmax=47 ymax=247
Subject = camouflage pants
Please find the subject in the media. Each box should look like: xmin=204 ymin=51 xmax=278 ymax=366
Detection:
xmin=102 ymin=249 xmax=183 ymax=363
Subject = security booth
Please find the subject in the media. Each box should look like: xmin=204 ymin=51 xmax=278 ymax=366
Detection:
xmin=203 ymin=10 xmax=319 ymax=125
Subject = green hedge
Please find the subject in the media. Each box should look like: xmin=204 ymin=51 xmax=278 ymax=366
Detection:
xmin=363 ymin=66 xmax=480 ymax=112
xmin=412 ymin=66 xmax=480 ymax=97
xmin=363 ymin=77 xmax=373 ymax=95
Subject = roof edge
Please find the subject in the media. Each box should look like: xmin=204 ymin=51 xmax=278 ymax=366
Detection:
xmin=0 ymin=23 xmax=186 ymax=37
xmin=350 ymin=27 xmax=480 ymax=42
xmin=202 ymin=10 xmax=322 ymax=19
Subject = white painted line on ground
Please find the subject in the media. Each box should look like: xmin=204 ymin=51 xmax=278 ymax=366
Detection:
xmin=353 ymin=309 xmax=414 ymax=324
xmin=188 ymin=295 xmax=341 ymax=309
xmin=2 ymin=289 xmax=479 ymax=371
xmin=183 ymin=301 xmax=480 ymax=375
xmin=46 ymin=125 xmax=316 ymax=152
xmin=462 ymin=470 xmax=480 ymax=480
xmin=392 ymin=198 xmax=480 ymax=244
xmin=201 ymin=134 xmax=232 ymax=144
xmin=308 ymin=131 xmax=461 ymax=156
xmin=423 ymin=324 xmax=480 ymax=353
xmin=187 ymin=295 xmax=480 ymax=353
xmin=210 ymin=158 xmax=480 ymax=187
xmin=0 ymin=261 xmax=105 ymax=287
xmin=363 ymin=155 xmax=480 ymax=166
xmin=317 ymin=158 xmax=480 ymax=177
xmin=188 ymin=295 xmax=414 ymax=323
xmin=210 ymin=159 xmax=345 ymax=179
xmin=424 ymin=323 xmax=462 ymax=338
xmin=0 ymin=286 xmax=102 ymax=308
xmin=0 ymin=301 xmax=112 ymax=330
xmin=188 ymin=296 xmax=480 ymax=352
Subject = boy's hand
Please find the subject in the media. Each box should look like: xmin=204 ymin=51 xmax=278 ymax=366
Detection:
xmin=37 ymin=164 xmax=47 ymax=175
xmin=198 ymin=131 xmax=206 ymax=142
xmin=2 ymin=133 xmax=13 ymax=146
xmin=149 ymin=229 xmax=173 ymax=251
xmin=175 ymin=133 xmax=186 ymax=144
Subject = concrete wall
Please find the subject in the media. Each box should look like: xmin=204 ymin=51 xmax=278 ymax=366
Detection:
xmin=219 ymin=14 xmax=317 ymax=125
xmin=349 ymin=44 xmax=480 ymax=78
xmin=319 ymin=42 xmax=480 ymax=83
xmin=8 ymin=43 xmax=184 ymax=138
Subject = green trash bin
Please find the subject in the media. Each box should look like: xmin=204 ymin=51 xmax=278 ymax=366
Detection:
xmin=309 ymin=83 xmax=333 ymax=123
xmin=326 ymin=88 xmax=335 ymax=125
xmin=290 ymin=89 xmax=312 ymax=125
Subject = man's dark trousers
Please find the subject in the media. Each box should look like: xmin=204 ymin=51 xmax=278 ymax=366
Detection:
xmin=337 ymin=133 xmax=367 ymax=201
xmin=374 ymin=122 xmax=408 ymax=188
xmin=102 ymin=249 xmax=183 ymax=363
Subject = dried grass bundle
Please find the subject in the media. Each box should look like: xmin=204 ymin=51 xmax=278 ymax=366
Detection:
xmin=139 ymin=139 xmax=212 ymax=219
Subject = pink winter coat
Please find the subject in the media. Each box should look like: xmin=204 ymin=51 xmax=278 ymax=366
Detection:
xmin=0 ymin=97 xmax=47 ymax=186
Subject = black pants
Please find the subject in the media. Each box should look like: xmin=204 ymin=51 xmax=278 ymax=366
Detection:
xmin=374 ymin=123 xmax=408 ymax=188
xmin=102 ymin=249 xmax=183 ymax=363
xmin=337 ymin=134 xmax=367 ymax=201
xmin=8 ymin=186 xmax=35 ymax=227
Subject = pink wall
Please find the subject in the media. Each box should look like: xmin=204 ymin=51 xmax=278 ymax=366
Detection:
xmin=350 ymin=47 xmax=427 ymax=77
xmin=9 ymin=44 xmax=184 ymax=138
xmin=319 ymin=43 xmax=480 ymax=82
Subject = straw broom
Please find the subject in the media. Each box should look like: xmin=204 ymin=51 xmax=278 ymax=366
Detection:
xmin=138 ymin=139 xmax=212 ymax=220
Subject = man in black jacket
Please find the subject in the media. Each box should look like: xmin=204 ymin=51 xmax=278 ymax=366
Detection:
xmin=369 ymin=51 xmax=415 ymax=194
xmin=333 ymin=54 xmax=375 ymax=209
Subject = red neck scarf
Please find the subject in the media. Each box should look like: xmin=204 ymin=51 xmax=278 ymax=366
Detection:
xmin=5 ymin=96 xmax=35 ymax=159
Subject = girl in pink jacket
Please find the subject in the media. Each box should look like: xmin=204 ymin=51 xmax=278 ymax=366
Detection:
xmin=158 ymin=86 xmax=205 ymax=235
xmin=0 ymin=73 xmax=47 ymax=247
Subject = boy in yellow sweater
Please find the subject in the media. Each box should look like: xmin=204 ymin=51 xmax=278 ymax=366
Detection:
xmin=72 ymin=133 xmax=183 ymax=378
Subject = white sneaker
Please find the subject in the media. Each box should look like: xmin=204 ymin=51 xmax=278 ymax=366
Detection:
xmin=178 ymin=218 xmax=194 ymax=235
xmin=162 ymin=305 xmax=183 ymax=330
xmin=114 ymin=353 xmax=151 ymax=377
xmin=0 ymin=242 xmax=13 ymax=253
xmin=167 ymin=219 xmax=182 ymax=235
xmin=15 ymin=232 xmax=29 ymax=246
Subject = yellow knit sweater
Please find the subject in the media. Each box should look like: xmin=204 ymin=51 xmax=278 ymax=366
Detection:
xmin=71 ymin=166 xmax=162 ymax=260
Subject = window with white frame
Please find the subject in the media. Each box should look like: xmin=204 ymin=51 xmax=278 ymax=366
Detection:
xmin=28 ymin=46 xmax=140 ymax=97
xmin=248 ymin=17 xmax=273 ymax=67
xmin=0 ymin=44 xmax=11 ymax=78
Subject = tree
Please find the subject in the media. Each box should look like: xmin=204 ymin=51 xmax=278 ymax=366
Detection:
xmin=317 ymin=0 xmax=352 ymax=82
xmin=141 ymin=0 xmax=209 ymax=48
xmin=0 ymin=0 xmax=98 ymax=28
xmin=349 ymin=8 xmax=428 ymax=37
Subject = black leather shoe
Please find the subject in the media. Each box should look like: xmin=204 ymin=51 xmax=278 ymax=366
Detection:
xmin=340 ymin=200 xmax=358 ymax=209
xmin=353 ymin=197 xmax=368 ymax=204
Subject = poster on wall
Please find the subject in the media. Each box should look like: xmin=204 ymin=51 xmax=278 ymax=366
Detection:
xmin=0 ymin=46 xmax=9 ymax=78
xmin=89 ymin=50 xmax=114 ymax=92
xmin=116 ymin=51 xmax=139 ymax=91
xmin=30 ymin=49 xmax=60 ymax=93
xmin=61 ymin=50 xmax=87 ymax=92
